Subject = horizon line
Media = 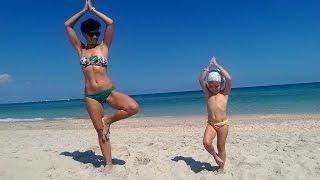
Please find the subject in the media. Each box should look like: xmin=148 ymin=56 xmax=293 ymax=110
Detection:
xmin=1 ymin=81 xmax=319 ymax=105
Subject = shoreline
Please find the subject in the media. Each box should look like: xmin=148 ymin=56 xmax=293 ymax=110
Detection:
xmin=1 ymin=112 xmax=320 ymax=123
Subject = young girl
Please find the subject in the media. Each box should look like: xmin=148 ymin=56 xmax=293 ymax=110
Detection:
xmin=199 ymin=56 xmax=232 ymax=173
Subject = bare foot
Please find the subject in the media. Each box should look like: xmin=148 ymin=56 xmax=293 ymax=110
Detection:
xmin=104 ymin=165 xmax=113 ymax=173
xmin=102 ymin=116 xmax=111 ymax=142
xmin=213 ymin=154 xmax=224 ymax=166
xmin=216 ymin=167 xmax=225 ymax=174
xmin=99 ymin=165 xmax=113 ymax=173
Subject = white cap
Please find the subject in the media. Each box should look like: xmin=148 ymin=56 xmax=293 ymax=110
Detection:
xmin=206 ymin=71 xmax=222 ymax=82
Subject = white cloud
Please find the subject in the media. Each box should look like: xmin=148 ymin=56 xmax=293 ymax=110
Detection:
xmin=25 ymin=81 xmax=32 ymax=86
xmin=0 ymin=74 xmax=12 ymax=85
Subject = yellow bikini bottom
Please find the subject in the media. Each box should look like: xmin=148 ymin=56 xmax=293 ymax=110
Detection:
xmin=208 ymin=119 xmax=229 ymax=130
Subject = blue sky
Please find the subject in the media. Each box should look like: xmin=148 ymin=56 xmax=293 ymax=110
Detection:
xmin=0 ymin=0 xmax=319 ymax=103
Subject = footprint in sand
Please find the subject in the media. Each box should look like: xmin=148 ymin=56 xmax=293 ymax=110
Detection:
xmin=118 ymin=147 xmax=130 ymax=157
xmin=134 ymin=152 xmax=151 ymax=165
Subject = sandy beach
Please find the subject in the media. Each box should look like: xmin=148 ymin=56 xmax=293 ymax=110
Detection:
xmin=0 ymin=114 xmax=319 ymax=180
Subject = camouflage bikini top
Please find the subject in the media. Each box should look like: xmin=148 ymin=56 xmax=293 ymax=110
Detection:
xmin=79 ymin=45 xmax=109 ymax=68
xmin=80 ymin=55 xmax=108 ymax=68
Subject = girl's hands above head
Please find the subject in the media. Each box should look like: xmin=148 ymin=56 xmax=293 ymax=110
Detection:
xmin=208 ymin=56 xmax=218 ymax=67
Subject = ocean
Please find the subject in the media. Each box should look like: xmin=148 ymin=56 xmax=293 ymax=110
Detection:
xmin=1 ymin=82 xmax=320 ymax=122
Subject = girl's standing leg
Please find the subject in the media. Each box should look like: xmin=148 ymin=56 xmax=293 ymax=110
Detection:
xmin=216 ymin=125 xmax=228 ymax=172
xmin=203 ymin=124 xmax=224 ymax=166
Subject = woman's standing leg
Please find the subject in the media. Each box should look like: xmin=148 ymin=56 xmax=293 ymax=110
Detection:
xmin=85 ymin=97 xmax=113 ymax=171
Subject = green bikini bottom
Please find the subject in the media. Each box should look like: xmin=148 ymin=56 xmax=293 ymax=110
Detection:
xmin=86 ymin=86 xmax=116 ymax=104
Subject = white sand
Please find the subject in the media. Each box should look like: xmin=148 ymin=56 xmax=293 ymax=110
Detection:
xmin=0 ymin=114 xmax=319 ymax=180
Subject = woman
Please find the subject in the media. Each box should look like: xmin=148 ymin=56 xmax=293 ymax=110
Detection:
xmin=64 ymin=0 xmax=139 ymax=171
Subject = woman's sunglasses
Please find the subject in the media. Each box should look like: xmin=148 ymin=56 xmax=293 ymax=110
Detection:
xmin=87 ymin=32 xmax=101 ymax=37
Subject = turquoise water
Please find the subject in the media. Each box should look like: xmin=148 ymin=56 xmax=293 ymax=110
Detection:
xmin=1 ymin=82 xmax=320 ymax=122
